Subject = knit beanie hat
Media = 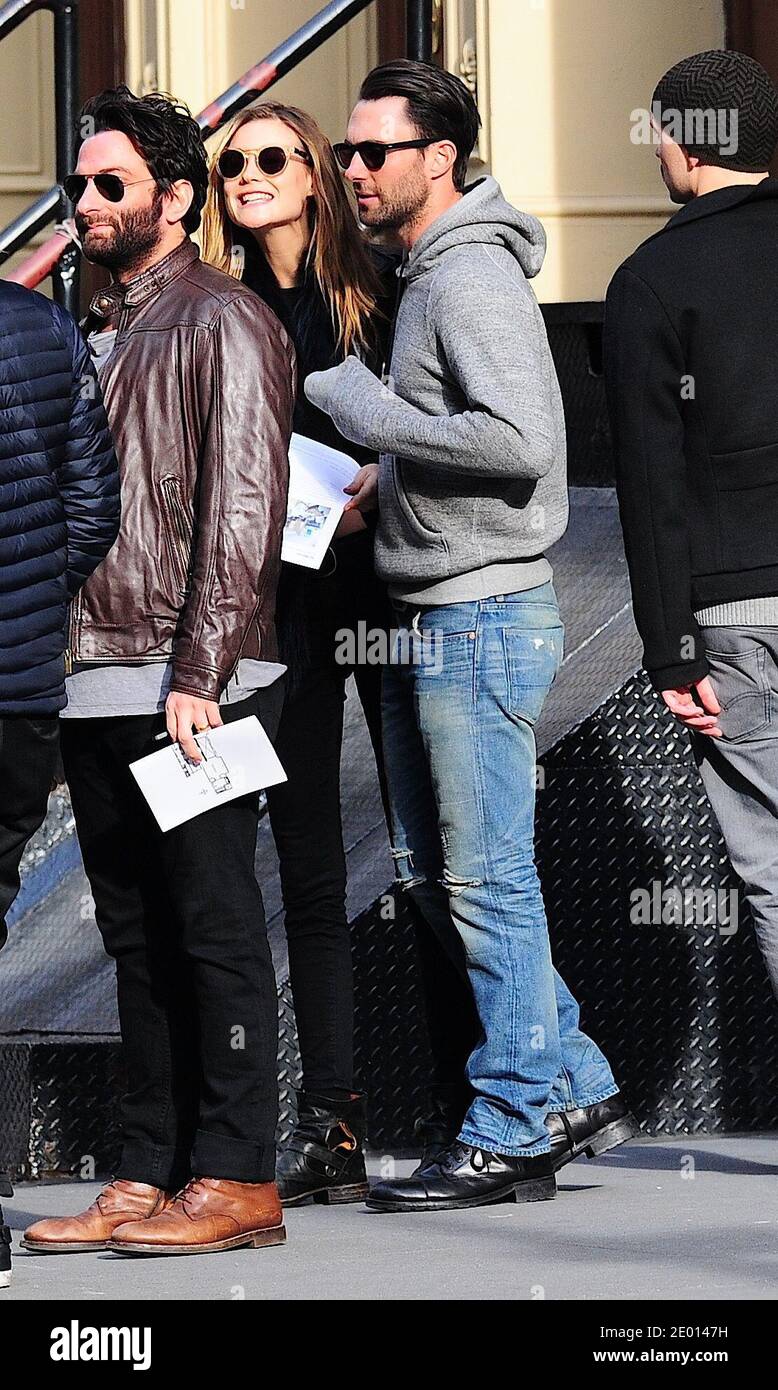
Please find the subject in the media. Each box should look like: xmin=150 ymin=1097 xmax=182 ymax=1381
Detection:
xmin=652 ymin=49 xmax=778 ymax=172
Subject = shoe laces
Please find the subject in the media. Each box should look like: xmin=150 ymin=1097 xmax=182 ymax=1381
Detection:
xmin=95 ymin=1180 xmax=134 ymax=1213
xmin=172 ymin=1178 xmax=210 ymax=1211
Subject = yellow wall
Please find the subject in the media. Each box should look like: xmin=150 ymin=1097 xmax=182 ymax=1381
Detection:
xmin=134 ymin=0 xmax=378 ymax=148
xmin=0 ymin=11 xmax=55 ymax=279
xmin=0 ymin=0 xmax=729 ymax=301
xmin=487 ymin=0 xmax=726 ymax=302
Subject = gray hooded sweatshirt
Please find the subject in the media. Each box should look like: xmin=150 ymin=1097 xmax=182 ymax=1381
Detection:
xmin=305 ymin=175 xmax=569 ymax=603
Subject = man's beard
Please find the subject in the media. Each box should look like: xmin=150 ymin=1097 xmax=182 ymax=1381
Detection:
xmin=76 ymin=192 xmax=165 ymax=274
xmin=358 ymin=165 xmax=430 ymax=235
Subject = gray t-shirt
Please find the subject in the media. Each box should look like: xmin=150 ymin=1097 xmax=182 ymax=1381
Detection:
xmin=62 ymin=327 xmax=285 ymax=717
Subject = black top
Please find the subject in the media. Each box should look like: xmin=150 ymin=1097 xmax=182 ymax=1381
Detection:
xmin=604 ymin=178 xmax=778 ymax=691
xmin=242 ymin=239 xmax=398 ymax=690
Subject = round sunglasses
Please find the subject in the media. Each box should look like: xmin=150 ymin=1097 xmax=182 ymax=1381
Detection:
xmin=64 ymin=173 xmax=156 ymax=204
xmin=216 ymin=145 xmax=311 ymax=181
xmin=332 ymin=139 xmax=436 ymax=172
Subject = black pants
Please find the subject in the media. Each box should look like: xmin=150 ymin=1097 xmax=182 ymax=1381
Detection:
xmin=267 ymin=656 xmax=385 ymax=1098
xmin=60 ymin=687 xmax=283 ymax=1188
xmin=0 ymin=715 xmax=59 ymax=949
xmin=267 ymin=532 xmax=388 ymax=1099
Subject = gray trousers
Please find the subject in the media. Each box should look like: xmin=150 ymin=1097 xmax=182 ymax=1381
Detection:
xmin=692 ymin=624 xmax=778 ymax=998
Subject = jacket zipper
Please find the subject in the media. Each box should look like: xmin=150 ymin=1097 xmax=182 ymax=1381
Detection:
xmin=160 ymin=476 xmax=191 ymax=595
xmin=65 ymin=590 xmax=81 ymax=670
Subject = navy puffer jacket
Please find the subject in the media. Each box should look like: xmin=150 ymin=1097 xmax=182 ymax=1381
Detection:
xmin=0 ymin=280 xmax=119 ymax=714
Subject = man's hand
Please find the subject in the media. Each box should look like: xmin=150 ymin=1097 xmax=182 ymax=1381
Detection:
xmin=165 ymin=691 xmax=223 ymax=763
xmin=661 ymin=675 xmax=722 ymax=738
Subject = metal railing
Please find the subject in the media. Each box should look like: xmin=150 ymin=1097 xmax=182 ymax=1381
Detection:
xmin=1 ymin=0 xmax=410 ymax=306
xmin=0 ymin=0 xmax=79 ymax=307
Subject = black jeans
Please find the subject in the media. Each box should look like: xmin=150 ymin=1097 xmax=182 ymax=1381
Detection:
xmin=60 ymin=687 xmax=283 ymax=1188
xmin=267 ymin=525 xmax=389 ymax=1099
xmin=0 ymin=715 xmax=59 ymax=950
xmin=267 ymin=654 xmax=385 ymax=1098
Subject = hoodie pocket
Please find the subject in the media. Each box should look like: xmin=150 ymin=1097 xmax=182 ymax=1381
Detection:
xmin=390 ymin=458 xmax=447 ymax=551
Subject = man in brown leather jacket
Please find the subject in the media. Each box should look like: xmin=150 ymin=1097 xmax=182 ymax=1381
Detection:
xmin=23 ymin=88 xmax=296 ymax=1258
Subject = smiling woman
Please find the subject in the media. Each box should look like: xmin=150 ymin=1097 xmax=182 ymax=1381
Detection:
xmin=200 ymin=99 xmax=399 ymax=1208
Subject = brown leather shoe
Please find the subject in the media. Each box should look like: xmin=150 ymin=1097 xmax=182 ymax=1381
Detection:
xmin=22 ymin=1181 xmax=172 ymax=1253
xmin=110 ymin=1177 xmax=286 ymax=1255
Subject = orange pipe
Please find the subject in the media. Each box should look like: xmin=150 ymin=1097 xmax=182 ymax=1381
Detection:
xmin=6 ymin=227 xmax=70 ymax=290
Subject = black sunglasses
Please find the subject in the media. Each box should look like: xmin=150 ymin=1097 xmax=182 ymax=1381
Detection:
xmin=64 ymin=172 xmax=156 ymax=204
xmin=332 ymin=138 xmax=436 ymax=172
xmin=216 ymin=145 xmax=311 ymax=180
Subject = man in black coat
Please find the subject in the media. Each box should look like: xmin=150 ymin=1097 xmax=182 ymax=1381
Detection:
xmin=604 ymin=50 xmax=778 ymax=995
xmin=0 ymin=280 xmax=119 ymax=942
xmin=0 ymin=280 xmax=118 ymax=1286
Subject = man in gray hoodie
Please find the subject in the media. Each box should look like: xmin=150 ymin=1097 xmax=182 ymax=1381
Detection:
xmin=307 ymin=60 xmax=633 ymax=1211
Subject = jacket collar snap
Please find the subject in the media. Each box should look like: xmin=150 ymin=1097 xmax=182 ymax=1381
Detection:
xmin=89 ymin=238 xmax=199 ymax=318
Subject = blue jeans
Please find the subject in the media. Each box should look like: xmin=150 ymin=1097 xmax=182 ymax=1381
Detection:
xmin=382 ymin=582 xmax=617 ymax=1155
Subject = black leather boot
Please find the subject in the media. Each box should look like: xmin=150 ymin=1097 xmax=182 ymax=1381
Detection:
xmin=0 ymin=1173 xmax=13 ymax=1199
xmin=367 ymin=1140 xmax=556 ymax=1212
xmin=0 ymin=1205 xmax=11 ymax=1288
xmin=546 ymin=1092 xmax=639 ymax=1173
xmin=276 ymin=1092 xmax=369 ymax=1206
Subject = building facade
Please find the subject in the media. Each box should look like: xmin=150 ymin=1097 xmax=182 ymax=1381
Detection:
xmin=0 ymin=0 xmax=774 ymax=303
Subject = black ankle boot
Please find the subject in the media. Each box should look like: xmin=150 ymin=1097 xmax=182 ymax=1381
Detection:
xmin=276 ymin=1092 xmax=369 ymax=1206
xmin=0 ymin=1173 xmax=13 ymax=1199
xmin=367 ymin=1141 xmax=557 ymax=1212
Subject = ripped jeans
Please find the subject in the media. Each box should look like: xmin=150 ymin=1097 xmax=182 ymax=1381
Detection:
xmin=382 ymin=583 xmax=617 ymax=1155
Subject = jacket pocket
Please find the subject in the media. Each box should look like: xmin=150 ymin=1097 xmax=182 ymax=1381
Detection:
xmin=160 ymin=475 xmax=192 ymax=597
xmin=703 ymin=640 xmax=772 ymax=742
xmin=711 ymin=443 xmax=778 ymax=572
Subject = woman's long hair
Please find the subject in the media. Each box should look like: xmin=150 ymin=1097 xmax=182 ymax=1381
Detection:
xmin=200 ymin=100 xmax=382 ymax=356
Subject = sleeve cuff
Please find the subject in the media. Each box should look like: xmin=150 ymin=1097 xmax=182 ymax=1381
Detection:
xmin=645 ymin=657 xmax=710 ymax=693
xmin=170 ymin=662 xmax=224 ymax=703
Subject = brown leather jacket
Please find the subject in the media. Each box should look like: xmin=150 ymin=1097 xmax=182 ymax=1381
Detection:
xmin=68 ymin=239 xmax=295 ymax=701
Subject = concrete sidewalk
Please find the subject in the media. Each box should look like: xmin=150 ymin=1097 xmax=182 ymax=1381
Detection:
xmin=1 ymin=1135 xmax=776 ymax=1301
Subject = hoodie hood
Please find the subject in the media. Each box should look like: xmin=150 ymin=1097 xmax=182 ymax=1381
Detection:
xmin=403 ymin=175 xmax=546 ymax=283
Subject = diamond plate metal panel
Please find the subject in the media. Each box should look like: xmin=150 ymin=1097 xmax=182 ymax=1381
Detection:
xmin=3 ymin=981 xmax=303 ymax=1180
xmin=5 ymin=667 xmax=778 ymax=1177
xmin=537 ymin=670 xmax=778 ymax=1134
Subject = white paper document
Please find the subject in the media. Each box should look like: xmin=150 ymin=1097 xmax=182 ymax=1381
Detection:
xmin=282 ymin=432 xmax=359 ymax=569
xmin=129 ymin=715 xmax=287 ymax=832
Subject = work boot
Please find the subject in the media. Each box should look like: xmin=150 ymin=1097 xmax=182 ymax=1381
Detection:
xmin=110 ymin=1178 xmax=286 ymax=1255
xmin=276 ymin=1092 xmax=368 ymax=1205
xmin=22 ymin=1180 xmax=173 ymax=1253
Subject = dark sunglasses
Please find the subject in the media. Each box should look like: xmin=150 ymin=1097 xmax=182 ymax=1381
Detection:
xmin=64 ymin=172 xmax=156 ymax=204
xmin=216 ymin=145 xmax=311 ymax=180
xmin=332 ymin=138 xmax=436 ymax=172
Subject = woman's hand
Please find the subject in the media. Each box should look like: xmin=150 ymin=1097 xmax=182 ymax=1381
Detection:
xmin=342 ymin=463 xmax=379 ymax=514
xmin=165 ymin=691 xmax=224 ymax=762
xmin=334 ymin=508 xmax=367 ymax=539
